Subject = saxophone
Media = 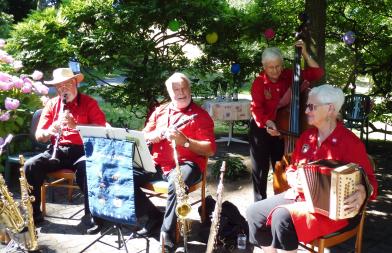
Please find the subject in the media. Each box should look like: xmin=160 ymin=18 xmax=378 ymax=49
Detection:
xmin=0 ymin=173 xmax=25 ymax=234
xmin=172 ymin=140 xmax=192 ymax=252
xmin=206 ymin=161 xmax=226 ymax=253
xmin=18 ymin=155 xmax=39 ymax=251
xmin=0 ymin=155 xmax=39 ymax=251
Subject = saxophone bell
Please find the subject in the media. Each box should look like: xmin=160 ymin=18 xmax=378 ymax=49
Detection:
xmin=175 ymin=202 xmax=192 ymax=220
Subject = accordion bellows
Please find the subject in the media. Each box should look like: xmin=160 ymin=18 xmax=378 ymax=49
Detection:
xmin=298 ymin=160 xmax=361 ymax=220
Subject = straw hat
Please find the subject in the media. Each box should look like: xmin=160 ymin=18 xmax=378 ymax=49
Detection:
xmin=44 ymin=68 xmax=84 ymax=86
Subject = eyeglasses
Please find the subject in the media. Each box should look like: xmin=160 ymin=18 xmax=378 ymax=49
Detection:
xmin=305 ymin=103 xmax=330 ymax=111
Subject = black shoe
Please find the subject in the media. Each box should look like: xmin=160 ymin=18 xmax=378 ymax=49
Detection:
xmin=137 ymin=212 xmax=163 ymax=236
xmin=84 ymin=215 xmax=103 ymax=235
xmin=81 ymin=214 xmax=94 ymax=227
xmin=86 ymin=222 xmax=102 ymax=235
xmin=33 ymin=212 xmax=44 ymax=226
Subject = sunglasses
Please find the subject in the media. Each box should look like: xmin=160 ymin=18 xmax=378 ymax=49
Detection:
xmin=305 ymin=103 xmax=330 ymax=111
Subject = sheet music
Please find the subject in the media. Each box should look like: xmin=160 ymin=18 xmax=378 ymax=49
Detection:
xmin=76 ymin=126 xmax=156 ymax=173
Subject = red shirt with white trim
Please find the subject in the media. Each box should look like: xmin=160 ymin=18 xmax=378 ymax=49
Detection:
xmin=267 ymin=122 xmax=378 ymax=243
xmin=38 ymin=93 xmax=106 ymax=146
xmin=250 ymin=67 xmax=324 ymax=128
xmin=143 ymin=101 xmax=216 ymax=174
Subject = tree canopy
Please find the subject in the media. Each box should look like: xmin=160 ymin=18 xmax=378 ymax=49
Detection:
xmin=3 ymin=0 xmax=392 ymax=131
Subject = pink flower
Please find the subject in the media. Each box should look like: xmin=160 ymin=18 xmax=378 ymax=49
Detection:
xmin=21 ymin=83 xmax=32 ymax=93
xmin=11 ymin=76 xmax=24 ymax=89
xmin=0 ymin=72 xmax=12 ymax=82
xmin=0 ymin=81 xmax=13 ymax=91
xmin=22 ymin=78 xmax=33 ymax=93
xmin=33 ymin=81 xmax=49 ymax=95
xmin=31 ymin=70 xmax=43 ymax=81
xmin=0 ymin=39 xmax=5 ymax=49
xmin=0 ymin=137 xmax=4 ymax=146
xmin=23 ymin=77 xmax=33 ymax=85
xmin=264 ymin=28 xmax=275 ymax=40
xmin=5 ymin=97 xmax=20 ymax=110
xmin=0 ymin=112 xmax=10 ymax=121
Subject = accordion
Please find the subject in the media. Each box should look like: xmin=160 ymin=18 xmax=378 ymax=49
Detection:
xmin=298 ymin=160 xmax=361 ymax=220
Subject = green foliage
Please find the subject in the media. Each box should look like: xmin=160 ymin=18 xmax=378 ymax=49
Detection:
xmin=6 ymin=7 xmax=72 ymax=75
xmin=99 ymin=102 xmax=145 ymax=130
xmin=0 ymin=11 xmax=13 ymax=38
xmin=6 ymin=0 xmax=392 ymax=125
xmin=325 ymin=0 xmax=392 ymax=123
xmin=211 ymin=156 xmax=248 ymax=180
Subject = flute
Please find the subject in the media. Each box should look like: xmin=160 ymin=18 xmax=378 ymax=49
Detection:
xmin=49 ymin=94 xmax=67 ymax=162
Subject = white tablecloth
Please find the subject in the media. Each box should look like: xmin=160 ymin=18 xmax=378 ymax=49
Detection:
xmin=202 ymin=99 xmax=251 ymax=121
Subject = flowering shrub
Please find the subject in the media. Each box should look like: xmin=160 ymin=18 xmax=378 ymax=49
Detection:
xmin=0 ymin=38 xmax=48 ymax=140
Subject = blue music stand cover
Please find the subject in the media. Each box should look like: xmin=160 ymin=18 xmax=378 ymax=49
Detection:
xmin=83 ymin=137 xmax=136 ymax=226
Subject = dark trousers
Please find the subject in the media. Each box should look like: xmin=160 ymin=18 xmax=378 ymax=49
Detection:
xmin=246 ymin=192 xmax=298 ymax=250
xmin=249 ymin=119 xmax=284 ymax=201
xmin=24 ymin=145 xmax=89 ymax=216
xmin=133 ymin=161 xmax=201 ymax=235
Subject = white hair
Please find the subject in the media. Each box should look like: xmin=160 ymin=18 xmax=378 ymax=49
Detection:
xmin=262 ymin=47 xmax=283 ymax=65
xmin=309 ymin=84 xmax=345 ymax=112
xmin=165 ymin=72 xmax=191 ymax=88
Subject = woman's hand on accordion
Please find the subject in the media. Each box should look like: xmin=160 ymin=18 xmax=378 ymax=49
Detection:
xmin=343 ymin=184 xmax=367 ymax=212
xmin=287 ymin=170 xmax=304 ymax=193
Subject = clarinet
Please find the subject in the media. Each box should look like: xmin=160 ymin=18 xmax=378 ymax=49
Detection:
xmin=49 ymin=94 xmax=67 ymax=163
xmin=206 ymin=161 xmax=226 ymax=253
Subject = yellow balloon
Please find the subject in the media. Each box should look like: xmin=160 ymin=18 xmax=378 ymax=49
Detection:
xmin=206 ymin=32 xmax=218 ymax=44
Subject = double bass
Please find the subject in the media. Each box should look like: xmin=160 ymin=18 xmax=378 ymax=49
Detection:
xmin=273 ymin=13 xmax=311 ymax=194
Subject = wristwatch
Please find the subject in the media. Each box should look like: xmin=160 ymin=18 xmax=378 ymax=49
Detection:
xmin=183 ymin=139 xmax=190 ymax=148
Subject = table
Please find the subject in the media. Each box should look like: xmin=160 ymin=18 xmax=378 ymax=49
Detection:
xmin=203 ymin=99 xmax=251 ymax=146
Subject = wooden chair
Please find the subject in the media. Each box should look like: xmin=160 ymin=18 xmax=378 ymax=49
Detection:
xmin=300 ymin=208 xmax=366 ymax=253
xmin=141 ymin=166 xmax=207 ymax=242
xmin=300 ymin=155 xmax=375 ymax=253
xmin=41 ymin=169 xmax=79 ymax=216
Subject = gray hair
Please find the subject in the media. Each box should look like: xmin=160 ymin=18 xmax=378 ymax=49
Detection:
xmin=309 ymin=84 xmax=345 ymax=112
xmin=262 ymin=47 xmax=283 ymax=65
xmin=165 ymin=72 xmax=191 ymax=88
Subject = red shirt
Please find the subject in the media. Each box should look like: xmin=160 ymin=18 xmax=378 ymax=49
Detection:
xmin=250 ymin=67 xmax=324 ymax=128
xmin=38 ymin=93 xmax=106 ymax=146
xmin=268 ymin=122 xmax=378 ymax=243
xmin=143 ymin=101 xmax=216 ymax=174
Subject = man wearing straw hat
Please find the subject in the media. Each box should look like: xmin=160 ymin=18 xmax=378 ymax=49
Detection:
xmin=24 ymin=68 xmax=106 ymax=234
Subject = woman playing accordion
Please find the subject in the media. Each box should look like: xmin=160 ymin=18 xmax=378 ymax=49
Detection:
xmin=246 ymin=84 xmax=378 ymax=253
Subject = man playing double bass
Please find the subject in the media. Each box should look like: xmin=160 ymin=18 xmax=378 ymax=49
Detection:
xmin=249 ymin=40 xmax=324 ymax=201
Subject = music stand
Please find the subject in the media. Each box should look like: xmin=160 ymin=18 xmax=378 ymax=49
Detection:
xmin=77 ymin=126 xmax=152 ymax=253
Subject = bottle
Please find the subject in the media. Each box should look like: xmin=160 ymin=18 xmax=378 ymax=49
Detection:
xmin=237 ymin=233 xmax=247 ymax=250
xmin=233 ymin=86 xmax=238 ymax=101
xmin=217 ymin=84 xmax=223 ymax=101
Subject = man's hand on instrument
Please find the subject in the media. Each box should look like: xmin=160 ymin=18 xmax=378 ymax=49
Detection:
xmin=47 ymin=121 xmax=61 ymax=136
xmin=343 ymin=184 xmax=366 ymax=212
xmin=164 ymin=127 xmax=188 ymax=146
xmin=61 ymin=110 xmax=77 ymax=129
xmin=295 ymin=40 xmax=308 ymax=57
xmin=145 ymin=129 xmax=165 ymax=144
xmin=293 ymin=171 xmax=304 ymax=193
xmin=265 ymin=120 xmax=280 ymax=136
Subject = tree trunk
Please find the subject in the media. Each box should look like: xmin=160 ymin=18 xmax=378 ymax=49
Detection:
xmin=305 ymin=0 xmax=327 ymax=72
